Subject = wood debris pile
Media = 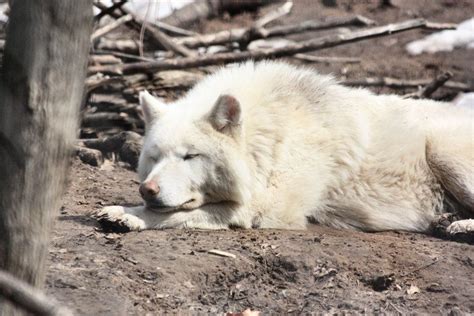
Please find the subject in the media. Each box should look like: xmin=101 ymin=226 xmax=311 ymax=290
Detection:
xmin=5 ymin=1 xmax=471 ymax=168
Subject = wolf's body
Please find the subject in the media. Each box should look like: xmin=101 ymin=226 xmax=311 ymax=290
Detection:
xmin=97 ymin=61 xmax=474 ymax=234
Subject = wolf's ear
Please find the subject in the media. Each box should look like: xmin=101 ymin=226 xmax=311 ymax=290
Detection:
xmin=209 ymin=94 xmax=241 ymax=135
xmin=139 ymin=90 xmax=167 ymax=125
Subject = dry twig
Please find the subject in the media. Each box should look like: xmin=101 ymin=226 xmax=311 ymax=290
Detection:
xmin=294 ymin=53 xmax=361 ymax=63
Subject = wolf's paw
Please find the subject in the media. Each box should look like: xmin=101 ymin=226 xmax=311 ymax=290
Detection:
xmin=95 ymin=206 xmax=146 ymax=232
xmin=447 ymin=219 xmax=474 ymax=235
xmin=446 ymin=219 xmax=474 ymax=243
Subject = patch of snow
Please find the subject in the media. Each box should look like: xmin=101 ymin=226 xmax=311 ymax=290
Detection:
xmin=406 ymin=18 xmax=474 ymax=55
xmin=452 ymin=92 xmax=474 ymax=110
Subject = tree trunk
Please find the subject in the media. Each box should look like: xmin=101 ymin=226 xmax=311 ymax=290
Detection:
xmin=0 ymin=1 xmax=93 ymax=314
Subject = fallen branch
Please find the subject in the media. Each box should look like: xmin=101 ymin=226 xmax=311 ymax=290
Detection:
xmin=89 ymin=54 xmax=122 ymax=65
xmin=344 ymin=75 xmax=471 ymax=92
xmin=404 ymin=72 xmax=453 ymax=99
xmin=89 ymin=19 xmax=427 ymax=75
xmin=94 ymin=0 xmax=128 ymax=22
xmin=88 ymin=95 xmax=140 ymax=114
xmin=424 ymin=21 xmax=457 ymax=30
xmin=238 ymin=1 xmax=294 ymax=49
xmin=94 ymin=1 xmax=191 ymax=57
xmin=176 ymin=15 xmax=376 ymax=48
xmin=93 ymin=2 xmax=141 ymax=31
xmin=85 ymin=75 xmax=124 ymax=95
xmin=94 ymin=49 xmax=158 ymax=62
xmin=154 ymin=21 xmax=199 ymax=37
xmin=118 ymin=6 xmax=196 ymax=57
xmin=400 ymin=258 xmax=439 ymax=277
xmin=0 ymin=270 xmax=72 ymax=316
xmin=419 ymin=71 xmax=453 ymax=97
xmin=141 ymin=23 xmax=197 ymax=57
xmin=97 ymin=38 xmax=141 ymax=54
xmin=91 ymin=13 xmax=133 ymax=42
xmin=207 ymin=249 xmax=236 ymax=259
xmin=254 ymin=1 xmax=294 ymax=29
xmin=294 ymin=53 xmax=361 ymax=63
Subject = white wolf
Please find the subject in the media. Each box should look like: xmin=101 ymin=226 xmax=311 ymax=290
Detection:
xmin=96 ymin=61 xmax=474 ymax=235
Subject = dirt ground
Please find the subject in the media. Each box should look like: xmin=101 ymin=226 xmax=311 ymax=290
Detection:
xmin=47 ymin=1 xmax=474 ymax=314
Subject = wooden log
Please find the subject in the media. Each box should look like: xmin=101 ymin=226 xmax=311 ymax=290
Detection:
xmin=176 ymin=15 xmax=376 ymax=48
xmin=80 ymin=131 xmax=143 ymax=169
xmin=85 ymin=75 xmax=124 ymax=95
xmin=82 ymin=112 xmax=143 ymax=130
xmin=97 ymin=38 xmax=140 ymax=54
xmin=88 ymin=19 xmax=427 ymax=75
xmin=88 ymin=95 xmax=140 ymax=114
xmin=76 ymin=146 xmax=104 ymax=167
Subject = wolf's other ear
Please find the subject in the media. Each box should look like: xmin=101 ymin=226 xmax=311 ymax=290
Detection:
xmin=139 ymin=90 xmax=167 ymax=125
xmin=209 ymin=94 xmax=241 ymax=135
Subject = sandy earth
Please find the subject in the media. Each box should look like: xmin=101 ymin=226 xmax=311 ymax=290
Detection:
xmin=46 ymin=0 xmax=474 ymax=314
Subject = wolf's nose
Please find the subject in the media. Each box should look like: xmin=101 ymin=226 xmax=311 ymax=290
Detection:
xmin=139 ymin=180 xmax=160 ymax=199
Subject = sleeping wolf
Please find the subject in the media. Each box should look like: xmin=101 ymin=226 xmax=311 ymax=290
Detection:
xmin=96 ymin=61 xmax=474 ymax=235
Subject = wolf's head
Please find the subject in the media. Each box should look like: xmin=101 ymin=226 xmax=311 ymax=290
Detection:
xmin=137 ymin=91 xmax=252 ymax=212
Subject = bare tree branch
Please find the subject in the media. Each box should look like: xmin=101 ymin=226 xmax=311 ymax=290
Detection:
xmin=344 ymin=75 xmax=471 ymax=92
xmin=91 ymin=13 xmax=133 ymax=42
xmin=89 ymin=19 xmax=427 ymax=75
xmin=176 ymin=15 xmax=376 ymax=48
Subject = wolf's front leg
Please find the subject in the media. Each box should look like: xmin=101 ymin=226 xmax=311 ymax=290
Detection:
xmin=96 ymin=205 xmax=157 ymax=231
xmin=95 ymin=204 xmax=252 ymax=231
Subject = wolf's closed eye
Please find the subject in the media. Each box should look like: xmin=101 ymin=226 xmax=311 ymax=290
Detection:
xmin=183 ymin=153 xmax=199 ymax=161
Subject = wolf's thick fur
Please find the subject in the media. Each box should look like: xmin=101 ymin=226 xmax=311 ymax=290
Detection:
xmin=97 ymin=61 xmax=474 ymax=234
